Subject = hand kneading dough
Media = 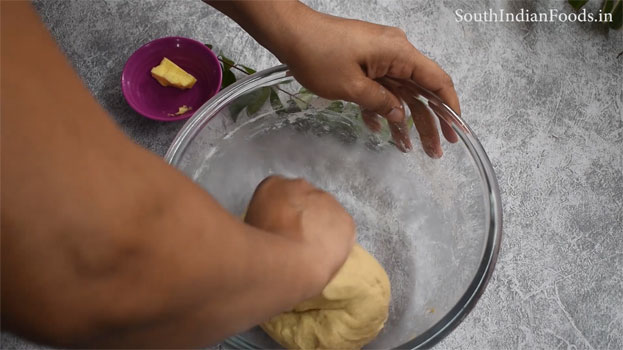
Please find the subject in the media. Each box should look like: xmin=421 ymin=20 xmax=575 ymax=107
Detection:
xmin=262 ymin=244 xmax=391 ymax=350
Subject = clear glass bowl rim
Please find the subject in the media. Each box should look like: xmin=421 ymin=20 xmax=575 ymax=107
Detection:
xmin=164 ymin=65 xmax=503 ymax=350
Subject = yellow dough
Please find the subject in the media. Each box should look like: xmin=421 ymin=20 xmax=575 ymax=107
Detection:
xmin=262 ymin=244 xmax=391 ymax=350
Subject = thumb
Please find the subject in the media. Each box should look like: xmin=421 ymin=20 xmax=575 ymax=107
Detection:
xmin=347 ymin=77 xmax=405 ymax=123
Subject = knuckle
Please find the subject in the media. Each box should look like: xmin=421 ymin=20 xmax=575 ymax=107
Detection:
xmin=312 ymin=189 xmax=331 ymax=201
xmin=379 ymin=87 xmax=396 ymax=112
xmin=372 ymin=62 xmax=390 ymax=78
xmin=345 ymin=78 xmax=370 ymax=100
xmin=346 ymin=79 xmax=395 ymax=114
xmin=441 ymin=73 xmax=455 ymax=88
xmin=291 ymin=178 xmax=311 ymax=188
xmin=385 ymin=26 xmax=407 ymax=38
xmin=257 ymin=175 xmax=280 ymax=190
xmin=255 ymin=175 xmax=289 ymax=196
xmin=387 ymin=63 xmax=410 ymax=78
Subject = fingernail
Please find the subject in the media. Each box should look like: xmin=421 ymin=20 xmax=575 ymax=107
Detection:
xmin=405 ymin=139 xmax=413 ymax=151
xmin=425 ymin=148 xmax=442 ymax=159
xmin=386 ymin=107 xmax=404 ymax=123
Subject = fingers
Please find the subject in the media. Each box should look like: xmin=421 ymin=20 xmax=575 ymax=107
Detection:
xmin=344 ymin=43 xmax=461 ymax=156
xmin=346 ymin=76 xmax=405 ymax=123
xmin=346 ymin=75 xmax=417 ymax=153
xmin=388 ymin=120 xmax=412 ymax=152
xmin=439 ymin=119 xmax=458 ymax=144
xmin=406 ymin=49 xmax=461 ymax=117
xmin=384 ymin=80 xmax=442 ymax=158
xmin=399 ymin=87 xmax=442 ymax=158
xmin=382 ymin=44 xmax=461 ymax=116
xmin=378 ymin=82 xmax=413 ymax=153
xmin=361 ymin=109 xmax=382 ymax=132
xmin=362 ymin=107 xmax=411 ymax=152
xmin=428 ymin=102 xmax=459 ymax=143
xmin=383 ymin=76 xmax=460 ymax=145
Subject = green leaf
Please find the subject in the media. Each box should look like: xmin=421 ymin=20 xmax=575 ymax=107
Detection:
xmin=603 ymin=0 xmax=615 ymax=13
xmin=220 ymin=55 xmax=235 ymax=70
xmin=326 ymin=101 xmax=344 ymax=113
xmin=240 ymin=64 xmax=256 ymax=75
xmin=221 ymin=67 xmax=236 ymax=90
xmin=205 ymin=43 xmax=213 ymax=50
xmin=229 ymin=101 xmax=246 ymax=122
xmin=379 ymin=119 xmax=392 ymax=140
xmin=608 ymin=0 xmax=622 ymax=29
xmin=228 ymin=87 xmax=271 ymax=122
xmin=602 ymin=0 xmax=622 ymax=29
xmin=568 ymin=0 xmax=588 ymax=10
xmin=285 ymin=99 xmax=302 ymax=113
xmin=246 ymin=87 xmax=271 ymax=115
xmin=342 ymin=102 xmax=362 ymax=119
xmin=293 ymin=88 xmax=315 ymax=111
xmin=406 ymin=116 xmax=414 ymax=130
xmin=270 ymin=88 xmax=285 ymax=114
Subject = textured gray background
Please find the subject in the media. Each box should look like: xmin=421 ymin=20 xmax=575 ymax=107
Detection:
xmin=2 ymin=0 xmax=622 ymax=349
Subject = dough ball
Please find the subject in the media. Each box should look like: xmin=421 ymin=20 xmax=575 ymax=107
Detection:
xmin=262 ymin=244 xmax=391 ymax=349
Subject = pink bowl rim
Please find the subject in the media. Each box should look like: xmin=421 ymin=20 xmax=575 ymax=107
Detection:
xmin=121 ymin=36 xmax=222 ymax=122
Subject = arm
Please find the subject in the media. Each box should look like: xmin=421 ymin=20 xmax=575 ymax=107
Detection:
xmin=207 ymin=0 xmax=461 ymax=157
xmin=0 ymin=2 xmax=352 ymax=347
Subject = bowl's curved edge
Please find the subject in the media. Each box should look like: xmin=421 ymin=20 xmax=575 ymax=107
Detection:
xmin=164 ymin=65 xmax=288 ymax=164
xmin=403 ymin=106 xmax=504 ymax=349
xmin=164 ymin=65 xmax=504 ymax=350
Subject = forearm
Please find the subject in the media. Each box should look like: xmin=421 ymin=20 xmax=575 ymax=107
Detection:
xmin=3 ymin=150 xmax=319 ymax=348
xmin=205 ymin=0 xmax=316 ymax=65
xmin=1 ymin=2 xmax=319 ymax=347
xmin=78 ymin=160 xmax=322 ymax=348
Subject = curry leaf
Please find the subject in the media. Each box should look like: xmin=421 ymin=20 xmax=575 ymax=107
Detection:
xmin=326 ymin=101 xmax=344 ymax=113
xmin=221 ymin=67 xmax=236 ymax=90
xmin=568 ymin=0 xmax=588 ymax=10
xmin=229 ymin=105 xmax=244 ymax=123
xmin=228 ymin=87 xmax=271 ymax=121
xmin=342 ymin=102 xmax=362 ymax=119
xmin=608 ymin=0 xmax=622 ymax=29
xmin=406 ymin=116 xmax=415 ymax=130
xmin=270 ymin=88 xmax=285 ymax=114
xmin=294 ymin=88 xmax=315 ymax=110
xmin=247 ymin=87 xmax=271 ymax=115
xmin=240 ymin=65 xmax=256 ymax=74
xmin=603 ymin=0 xmax=615 ymax=12
xmin=220 ymin=55 xmax=235 ymax=70
xmin=285 ymin=99 xmax=302 ymax=113
xmin=379 ymin=119 xmax=392 ymax=140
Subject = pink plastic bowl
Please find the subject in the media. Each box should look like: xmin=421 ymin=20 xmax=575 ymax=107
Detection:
xmin=121 ymin=37 xmax=222 ymax=121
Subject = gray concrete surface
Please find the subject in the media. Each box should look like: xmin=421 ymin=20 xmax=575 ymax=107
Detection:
xmin=2 ymin=0 xmax=622 ymax=349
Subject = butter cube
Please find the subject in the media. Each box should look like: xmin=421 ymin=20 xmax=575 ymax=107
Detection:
xmin=168 ymin=105 xmax=192 ymax=116
xmin=151 ymin=57 xmax=197 ymax=90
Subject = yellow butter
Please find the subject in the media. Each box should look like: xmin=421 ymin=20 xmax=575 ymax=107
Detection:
xmin=168 ymin=105 xmax=192 ymax=116
xmin=151 ymin=57 xmax=197 ymax=90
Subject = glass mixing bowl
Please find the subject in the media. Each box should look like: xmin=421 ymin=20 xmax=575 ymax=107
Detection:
xmin=165 ymin=65 xmax=502 ymax=349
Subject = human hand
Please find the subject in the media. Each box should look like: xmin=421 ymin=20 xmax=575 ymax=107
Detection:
xmin=206 ymin=1 xmax=460 ymax=157
xmin=244 ymin=175 xmax=355 ymax=290
xmin=273 ymin=6 xmax=461 ymax=157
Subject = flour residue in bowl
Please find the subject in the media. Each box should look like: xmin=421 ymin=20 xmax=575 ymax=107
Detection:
xmin=178 ymin=106 xmax=487 ymax=348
